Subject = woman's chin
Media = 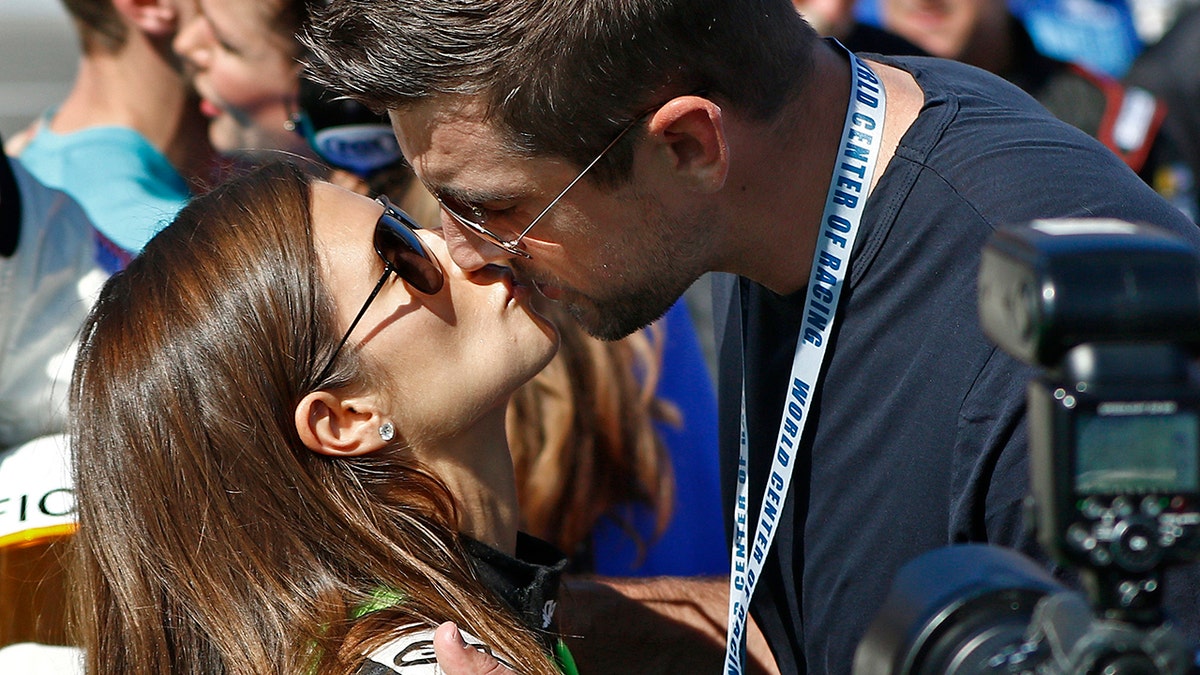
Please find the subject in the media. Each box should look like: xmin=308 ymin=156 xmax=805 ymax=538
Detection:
xmin=521 ymin=299 xmax=562 ymax=365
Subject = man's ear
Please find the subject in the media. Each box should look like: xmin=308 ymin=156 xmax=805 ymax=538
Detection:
xmin=113 ymin=0 xmax=179 ymax=38
xmin=294 ymin=391 xmax=390 ymax=457
xmin=645 ymin=95 xmax=729 ymax=192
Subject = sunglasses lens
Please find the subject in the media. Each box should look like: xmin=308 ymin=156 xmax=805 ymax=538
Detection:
xmin=375 ymin=209 xmax=444 ymax=295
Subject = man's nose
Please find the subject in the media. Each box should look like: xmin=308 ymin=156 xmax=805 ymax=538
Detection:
xmin=441 ymin=218 xmax=518 ymax=272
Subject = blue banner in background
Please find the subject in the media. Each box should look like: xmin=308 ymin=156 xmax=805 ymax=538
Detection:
xmin=855 ymin=0 xmax=1144 ymax=77
xmin=1019 ymin=0 xmax=1143 ymax=75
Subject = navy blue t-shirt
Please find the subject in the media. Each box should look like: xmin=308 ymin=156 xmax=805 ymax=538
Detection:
xmin=713 ymin=53 xmax=1200 ymax=675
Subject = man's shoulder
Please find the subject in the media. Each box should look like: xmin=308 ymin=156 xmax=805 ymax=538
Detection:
xmin=873 ymin=52 xmax=1070 ymax=168
xmin=876 ymin=52 xmax=1042 ymax=104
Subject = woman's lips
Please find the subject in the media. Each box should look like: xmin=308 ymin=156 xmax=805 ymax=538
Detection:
xmin=487 ymin=265 xmax=533 ymax=305
xmin=511 ymin=282 xmax=532 ymax=304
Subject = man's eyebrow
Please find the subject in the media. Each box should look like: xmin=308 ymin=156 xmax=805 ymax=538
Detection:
xmin=427 ymin=182 xmax=523 ymax=206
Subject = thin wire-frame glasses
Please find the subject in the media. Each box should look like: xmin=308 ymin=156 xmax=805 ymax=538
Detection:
xmin=434 ymin=100 xmax=678 ymax=260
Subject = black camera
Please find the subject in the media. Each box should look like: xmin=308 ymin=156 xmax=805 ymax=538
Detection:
xmin=855 ymin=219 xmax=1200 ymax=675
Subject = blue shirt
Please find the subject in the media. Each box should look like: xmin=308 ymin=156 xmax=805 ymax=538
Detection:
xmin=713 ymin=53 xmax=1200 ymax=674
xmin=19 ymin=124 xmax=190 ymax=254
xmin=590 ymin=299 xmax=728 ymax=577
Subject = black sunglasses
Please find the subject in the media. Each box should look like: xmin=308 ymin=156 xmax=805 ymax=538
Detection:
xmin=314 ymin=195 xmax=444 ymax=382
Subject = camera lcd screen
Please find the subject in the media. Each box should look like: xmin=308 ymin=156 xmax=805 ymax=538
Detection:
xmin=1075 ymin=410 xmax=1200 ymax=495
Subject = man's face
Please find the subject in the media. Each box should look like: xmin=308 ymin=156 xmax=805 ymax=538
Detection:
xmin=389 ymin=99 xmax=711 ymax=341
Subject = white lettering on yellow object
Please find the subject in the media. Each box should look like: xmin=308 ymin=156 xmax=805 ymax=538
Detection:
xmin=0 ymin=435 xmax=76 ymax=540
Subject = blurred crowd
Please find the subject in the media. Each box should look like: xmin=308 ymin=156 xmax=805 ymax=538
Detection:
xmin=2 ymin=1 xmax=729 ymax=670
xmin=0 ymin=0 xmax=1198 ymax=672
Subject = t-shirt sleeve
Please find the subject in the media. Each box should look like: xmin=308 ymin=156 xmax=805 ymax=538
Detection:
xmin=947 ymin=346 xmax=1042 ymax=559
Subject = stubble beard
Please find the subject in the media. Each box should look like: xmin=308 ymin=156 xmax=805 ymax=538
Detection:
xmin=561 ymin=208 xmax=707 ymax=341
xmin=562 ymin=282 xmax=685 ymax=341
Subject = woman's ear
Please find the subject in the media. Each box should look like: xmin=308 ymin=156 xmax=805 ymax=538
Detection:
xmin=646 ymin=94 xmax=729 ymax=192
xmin=294 ymin=391 xmax=391 ymax=457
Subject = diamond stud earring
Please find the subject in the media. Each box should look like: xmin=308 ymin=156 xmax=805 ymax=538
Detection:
xmin=379 ymin=422 xmax=395 ymax=442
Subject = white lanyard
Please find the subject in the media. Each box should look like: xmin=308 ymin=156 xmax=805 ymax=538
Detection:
xmin=724 ymin=45 xmax=886 ymax=674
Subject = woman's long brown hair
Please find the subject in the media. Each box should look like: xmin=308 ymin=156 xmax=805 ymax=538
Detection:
xmin=69 ymin=162 xmax=559 ymax=674
xmin=506 ymin=301 xmax=680 ymax=563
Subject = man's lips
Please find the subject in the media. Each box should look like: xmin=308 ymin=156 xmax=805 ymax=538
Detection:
xmin=510 ymin=263 xmax=565 ymax=301
xmin=494 ymin=266 xmax=532 ymax=304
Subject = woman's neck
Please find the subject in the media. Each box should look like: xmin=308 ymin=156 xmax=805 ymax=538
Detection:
xmin=412 ymin=406 xmax=520 ymax=556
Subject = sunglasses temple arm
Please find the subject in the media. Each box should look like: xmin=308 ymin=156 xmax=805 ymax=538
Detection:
xmin=313 ymin=267 xmax=392 ymax=384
